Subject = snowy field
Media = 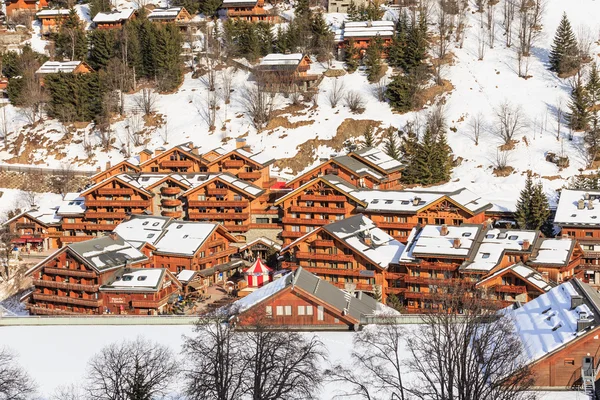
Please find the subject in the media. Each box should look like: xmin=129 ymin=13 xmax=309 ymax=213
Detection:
xmin=0 ymin=324 xmax=587 ymax=399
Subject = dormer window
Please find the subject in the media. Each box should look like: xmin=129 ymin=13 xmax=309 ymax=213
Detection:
xmin=142 ymin=222 xmax=149 ymax=226
xmin=508 ymin=235 xmax=518 ymax=240
xmin=137 ymin=276 xmax=147 ymax=281
xmin=481 ymin=253 xmax=490 ymax=259
xmin=152 ymin=222 xmax=159 ymax=226
xmin=462 ymin=232 xmax=471 ymax=237
xmin=177 ymin=224 xmax=183 ymax=229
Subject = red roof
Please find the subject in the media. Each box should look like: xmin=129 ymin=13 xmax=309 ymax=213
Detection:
xmin=270 ymin=181 xmax=288 ymax=190
xmin=245 ymin=258 xmax=272 ymax=275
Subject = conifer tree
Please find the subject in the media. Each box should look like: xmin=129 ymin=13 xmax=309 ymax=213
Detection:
xmin=345 ymin=39 xmax=359 ymax=73
xmin=362 ymin=125 xmax=375 ymax=148
xmin=364 ymin=35 xmax=383 ymax=83
xmin=388 ymin=12 xmax=408 ymax=70
xmin=568 ymin=75 xmax=590 ymax=131
xmin=514 ymin=172 xmax=535 ymax=230
xmin=88 ymin=29 xmax=116 ymax=70
xmin=587 ymin=63 xmax=600 ymax=106
xmin=347 ymin=1 xmax=358 ymax=21
xmin=274 ymin=25 xmax=288 ymax=54
xmin=383 ymin=128 xmax=401 ymax=160
xmin=89 ymin=0 xmax=111 ymax=19
xmin=200 ymin=0 xmax=223 ymax=17
xmin=514 ymin=172 xmax=550 ymax=231
xmin=54 ymin=8 xmax=87 ymax=61
xmin=430 ymin=130 xmax=452 ymax=183
xmin=295 ymin=0 xmax=310 ymax=18
xmin=386 ymin=73 xmax=416 ymax=112
xmin=549 ymin=13 xmax=579 ymax=75
xmin=155 ymin=23 xmax=183 ymax=91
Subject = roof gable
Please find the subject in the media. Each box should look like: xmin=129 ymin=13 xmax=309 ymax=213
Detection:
xmin=274 ymin=176 xmax=366 ymax=207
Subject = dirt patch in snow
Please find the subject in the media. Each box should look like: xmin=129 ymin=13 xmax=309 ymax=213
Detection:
xmin=274 ymin=118 xmax=382 ymax=174
xmin=265 ymin=116 xmax=314 ymax=130
xmin=415 ymin=79 xmax=454 ymax=109
xmin=493 ymin=166 xmax=515 ymax=177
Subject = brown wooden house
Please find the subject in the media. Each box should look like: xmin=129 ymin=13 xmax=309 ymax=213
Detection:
xmin=254 ymin=54 xmax=318 ymax=91
xmin=92 ymin=8 xmax=135 ymax=29
xmin=36 ymin=8 xmax=72 ymax=34
xmin=6 ymin=0 xmax=47 ymax=17
xmin=220 ymin=0 xmax=278 ymax=22
xmin=335 ymin=21 xmax=395 ymax=59
xmin=3 ymin=208 xmax=61 ymax=251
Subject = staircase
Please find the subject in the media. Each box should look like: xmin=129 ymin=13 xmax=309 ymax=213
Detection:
xmin=582 ymin=365 xmax=597 ymax=400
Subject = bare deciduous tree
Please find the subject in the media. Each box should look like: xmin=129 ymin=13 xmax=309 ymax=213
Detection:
xmin=239 ymin=83 xmax=276 ymax=130
xmin=20 ymin=78 xmax=46 ymax=125
xmin=486 ymin=0 xmax=497 ymax=49
xmin=373 ymin=78 xmax=388 ymax=102
xmin=345 ymin=91 xmax=366 ymax=113
xmin=493 ymin=147 xmax=513 ymax=171
xmin=326 ymin=323 xmax=408 ymax=400
xmin=0 ymin=106 xmax=11 ymax=145
xmin=556 ymin=98 xmax=563 ymax=141
xmin=51 ymin=384 xmax=85 ymax=400
xmin=86 ymin=337 xmax=178 ymax=400
xmin=495 ymin=101 xmax=527 ymax=145
xmin=134 ymin=88 xmax=158 ymax=116
xmin=503 ymin=0 xmax=516 ymax=47
xmin=433 ymin=0 xmax=451 ymax=85
xmin=0 ymin=224 xmax=18 ymax=280
xmin=577 ymin=25 xmax=594 ymax=64
xmin=49 ymin=163 xmax=76 ymax=196
xmin=0 ymin=347 xmax=36 ymax=400
xmin=19 ymin=181 xmax=39 ymax=208
xmin=327 ymin=79 xmax=346 ymax=108
xmin=468 ymin=112 xmax=484 ymax=145
xmin=220 ymin=68 xmax=234 ymax=105
xmin=477 ymin=25 xmax=487 ymax=60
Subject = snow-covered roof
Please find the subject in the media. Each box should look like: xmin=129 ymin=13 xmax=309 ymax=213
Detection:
xmin=504 ymin=279 xmax=600 ymax=363
xmin=463 ymin=228 xmax=538 ymax=272
xmin=399 ymin=224 xmax=480 ymax=262
xmin=153 ymin=220 xmax=218 ymax=256
xmin=148 ymin=7 xmax=183 ymax=19
xmin=56 ymin=193 xmax=85 ymax=216
xmin=352 ymin=147 xmax=403 ymax=173
xmin=208 ymin=146 xmax=275 ymax=167
xmin=258 ymin=53 xmax=304 ymax=67
xmin=177 ymin=269 xmax=196 ymax=283
xmin=102 ymin=268 xmax=165 ymax=291
xmin=112 ymin=215 xmax=171 ymax=248
xmin=320 ymin=214 xmax=405 ymax=269
xmin=336 ymin=20 xmax=395 ymax=41
xmin=36 ymin=9 xmax=71 ymax=17
xmin=36 ymin=61 xmax=86 ymax=75
xmin=68 ymin=234 xmax=148 ymax=272
xmin=477 ymin=263 xmax=554 ymax=293
xmin=93 ymin=9 xmax=135 ymax=23
xmin=554 ymin=189 xmax=600 ymax=226
xmin=27 ymin=207 xmax=62 ymax=225
xmin=222 ymin=0 xmax=256 ymax=4
xmin=529 ymin=238 xmax=575 ymax=266
xmin=238 ymin=236 xmax=282 ymax=252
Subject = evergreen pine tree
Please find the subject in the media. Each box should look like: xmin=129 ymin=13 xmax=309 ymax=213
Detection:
xmin=138 ymin=19 xmax=159 ymax=79
xmin=89 ymin=0 xmax=111 ymax=19
xmin=386 ymin=73 xmax=416 ymax=112
xmin=549 ymin=13 xmax=580 ymax=74
xmin=88 ymin=29 xmax=116 ymax=70
xmin=274 ymin=25 xmax=288 ymax=54
xmin=364 ymin=35 xmax=383 ymax=82
xmin=256 ymin=22 xmax=275 ymax=57
xmin=54 ymin=9 xmax=87 ymax=61
xmin=388 ymin=12 xmax=408 ymax=69
xmin=405 ymin=12 xmax=428 ymax=72
xmin=430 ymin=130 xmax=452 ymax=183
xmin=514 ymin=172 xmax=535 ymax=230
xmin=363 ymin=125 xmax=375 ymax=148
xmin=398 ymin=124 xmax=420 ymax=183
xmin=383 ymin=128 xmax=401 ymax=160
xmin=531 ymin=182 xmax=551 ymax=232
xmin=200 ymin=0 xmax=223 ymax=17
xmin=587 ymin=63 xmax=600 ymax=106
xmin=568 ymin=75 xmax=590 ymax=131
xmin=295 ymin=0 xmax=310 ymax=18
xmin=345 ymin=39 xmax=359 ymax=73
xmin=155 ymin=23 xmax=183 ymax=91
xmin=346 ymin=2 xmax=358 ymax=21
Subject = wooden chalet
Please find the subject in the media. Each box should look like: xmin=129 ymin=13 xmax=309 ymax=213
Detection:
xmin=92 ymin=9 xmax=135 ymax=29
xmin=505 ymin=279 xmax=600 ymax=389
xmin=35 ymin=61 xmax=93 ymax=85
xmin=237 ymin=236 xmax=281 ymax=262
xmin=100 ymin=268 xmax=181 ymax=315
xmin=147 ymin=6 xmax=191 ymax=25
xmin=23 ymin=234 xmax=151 ymax=315
xmin=138 ymin=144 xmax=209 ymax=174
xmin=475 ymin=263 xmax=554 ymax=304
xmin=232 ymin=267 xmax=381 ymax=330
xmin=554 ymin=189 xmax=600 ymax=288
xmin=54 ymin=193 xmax=91 ymax=247
xmin=281 ymin=214 xmax=405 ymax=299
xmin=36 ymin=8 xmax=72 ymax=35
xmin=5 ymin=0 xmax=47 ymax=17
xmin=220 ymin=0 xmax=278 ymax=22
xmin=3 ymin=208 xmax=61 ymax=251
xmin=335 ymin=21 xmax=395 ymax=58
xmin=254 ymin=53 xmax=318 ymax=91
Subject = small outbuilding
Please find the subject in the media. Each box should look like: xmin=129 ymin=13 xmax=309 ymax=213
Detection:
xmin=244 ymin=258 xmax=272 ymax=288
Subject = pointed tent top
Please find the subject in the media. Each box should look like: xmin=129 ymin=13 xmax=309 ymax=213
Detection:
xmin=245 ymin=258 xmax=272 ymax=275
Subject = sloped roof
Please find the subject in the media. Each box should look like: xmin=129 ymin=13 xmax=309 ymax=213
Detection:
xmin=153 ymin=220 xmax=218 ymax=256
xmin=68 ymin=234 xmax=148 ymax=272
xmin=93 ymin=9 xmax=135 ymax=23
xmin=112 ymin=215 xmax=171 ymax=248
xmin=245 ymin=258 xmax=272 ymax=275
xmin=476 ymin=262 xmax=554 ymax=293
xmin=554 ymin=189 xmax=600 ymax=226
xmin=36 ymin=61 xmax=87 ymax=75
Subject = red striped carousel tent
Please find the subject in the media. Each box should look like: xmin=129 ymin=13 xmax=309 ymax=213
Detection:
xmin=244 ymin=258 xmax=272 ymax=287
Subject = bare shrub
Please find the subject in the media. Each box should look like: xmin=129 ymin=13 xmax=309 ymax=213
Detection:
xmin=19 ymin=181 xmax=39 ymax=208
xmin=344 ymin=91 xmax=365 ymax=113
xmin=49 ymin=163 xmax=76 ymax=196
xmin=134 ymin=88 xmax=157 ymax=116
xmin=220 ymin=68 xmax=234 ymax=104
xmin=468 ymin=112 xmax=484 ymax=145
xmin=328 ymin=79 xmax=346 ymax=108
xmin=125 ymin=112 xmax=145 ymax=146
xmin=0 ymin=106 xmax=11 ymax=144
xmin=495 ymin=100 xmax=527 ymax=145
xmin=373 ymin=78 xmax=388 ymax=102
xmin=239 ymin=84 xmax=275 ymax=130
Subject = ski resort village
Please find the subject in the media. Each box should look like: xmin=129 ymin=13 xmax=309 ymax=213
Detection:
xmin=5 ymin=0 xmax=600 ymax=398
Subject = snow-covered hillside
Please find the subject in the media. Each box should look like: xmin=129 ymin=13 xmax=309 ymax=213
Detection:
xmin=2 ymin=0 xmax=600 ymax=209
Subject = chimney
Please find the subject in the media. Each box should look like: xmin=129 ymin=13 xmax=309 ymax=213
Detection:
xmin=412 ymin=197 xmax=420 ymax=206
xmin=440 ymin=224 xmax=449 ymax=236
xmin=236 ymin=138 xmax=247 ymax=149
xmin=585 ymin=192 xmax=591 ymax=200
xmin=105 ymin=161 xmax=111 ymax=170
xmin=578 ymin=199 xmax=585 ymax=210
xmin=522 ymin=239 xmax=531 ymax=251
xmin=154 ymin=147 xmax=165 ymax=157
xmin=588 ymin=200 xmax=595 ymax=210
xmin=482 ymin=221 xmax=489 ymax=229
xmin=571 ymin=294 xmax=584 ymax=310
xmin=453 ymin=238 xmax=461 ymax=249
xmin=96 ymin=166 xmax=101 ymax=172
xmin=562 ymin=233 xmax=569 ymax=239
xmin=541 ymin=271 xmax=549 ymax=283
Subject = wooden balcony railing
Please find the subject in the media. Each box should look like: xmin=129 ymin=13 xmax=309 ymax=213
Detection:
xmin=60 ymin=236 xmax=96 ymax=243
xmin=332 ymin=282 xmax=374 ymax=291
xmin=85 ymin=224 xmax=118 ymax=231
xmin=417 ymin=262 xmax=460 ymax=271
xmin=299 ymin=195 xmax=347 ymax=202
xmin=160 ymin=160 xmax=193 ymax=168
xmin=386 ymin=287 xmax=407 ymax=294
xmin=492 ymin=285 xmax=527 ymax=294
xmin=261 ymin=178 xmax=278 ymax=189
xmin=403 ymin=276 xmax=461 ymax=286
xmin=16 ymin=223 xmax=36 ymax=229
xmin=372 ymin=221 xmax=415 ymax=230
xmin=281 ymin=231 xmax=304 ymax=238
xmin=289 ymin=206 xmax=347 ymax=214
xmin=32 ymin=293 xmax=102 ymax=307
xmin=97 ymin=188 xmax=134 ymax=195
xmin=223 ymin=159 xmax=245 ymax=168
xmin=223 ymin=224 xmax=249 ymax=232
xmin=162 ymin=210 xmax=182 ymax=218
xmin=85 ymin=212 xmax=127 ymax=219
xmin=188 ymin=200 xmax=249 ymax=208
xmin=26 ymin=305 xmax=81 ymax=316
xmin=86 ymin=200 xmax=150 ymax=207
xmin=282 ymin=217 xmax=334 ymax=226
xmin=161 ymin=198 xmax=182 ymax=207
xmin=295 ymin=252 xmax=353 ymax=262
xmin=33 ymin=279 xmax=99 ymax=292
xmin=311 ymin=240 xmax=334 ymax=247
xmin=161 ymin=186 xmax=182 ymax=196
xmin=62 ymin=223 xmax=87 ymax=230
xmin=131 ymin=297 xmax=170 ymax=309
xmin=207 ymin=188 xmax=229 ymax=196
xmin=189 ymin=212 xmax=249 ymax=220
xmin=385 ymin=272 xmax=406 ymax=280
xmin=300 ymin=266 xmax=367 ymax=277
xmin=248 ymin=223 xmax=283 ymax=230
xmin=238 ymin=172 xmax=261 ymax=180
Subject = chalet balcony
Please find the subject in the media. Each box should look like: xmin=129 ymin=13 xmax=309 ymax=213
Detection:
xmin=386 ymin=287 xmax=407 ymax=294
xmin=97 ymin=188 xmax=134 ymax=195
xmin=16 ymin=223 xmax=36 ymax=229
xmin=248 ymin=223 xmax=283 ymax=230
xmin=161 ymin=186 xmax=182 ymax=196
xmin=60 ymin=236 xmax=96 ymax=243
xmin=161 ymin=198 xmax=182 ymax=207
xmin=332 ymin=282 xmax=374 ymax=292
xmin=282 ymin=217 xmax=334 ymax=226
xmin=299 ymin=195 xmax=347 ymax=202
xmin=238 ymin=171 xmax=261 ymax=180
xmin=289 ymin=206 xmax=347 ymax=214
xmin=373 ymin=221 xmax=415 ymax=230
xmin=417 ymin=261 xmax=460 ymax=271
xmin=206 ymin=248 xmax=238 ymax=259
xmin=385 ymin=272 xmax=406 ymax=280
xmin=295 ymin=252 xmax=353 ymax=262
xmin=86 ymin=200 xmax=150 ymax=207
xmin=26 ymin=306 xmax=80 ymax=316
xmin=160 ymin=160 xmax=193 ymax=168
xmin=311 ymin=240 xmax=334 ymax=247
xmin=85 ymin=211 xmax=127 ymax=219
xmin=43 ymin=267 xmax=96 ymax=278
xmin=188 ymin=200 xmax=249 ymax=208
xmin=207 ymin=188 xmax=229 ymax=196
xmin=301 ymin=266 xmax=366 ymax=277
xmin=32 ymin=293 xmax=102 ymax=307
xmin=223 ymin=159 xmax=245 ymax=168
xmin=131 ymin=297 xmax=169 ymax=309
xmin=33 ymin=279 xmax=99 ymax=292
xmin=281 ymin=231 xmax=304 ymax=238
xmin=403 ymin=291 xmax=436 ymax=300
xmin=86 ymin=224 xmax=118 ymax=231
xmin=261 ymin=178 xmax=278 ymax=189
xmin=188 ymin=211 xmax=249 ymax=220
xmin=492 ymin=285 xmax=527 ymax=294
xmin=227 ymin=9 xmax=270 ymax=17
xmin=403 ymin=276 xmax=461 ymax=286
xmin=62 ymin=223 xmax=88 ymax=230
xmin=162 ymin=210 xmax=182 ymax=218
xmin=223 ymin=224 xmax=250 ymax=232
xmin=251 ymin=208 xmax=280 ymax=215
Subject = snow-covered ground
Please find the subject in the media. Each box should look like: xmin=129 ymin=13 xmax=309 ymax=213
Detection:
xmin=0 ymin=324 xmax=587 ymax=399
xmin=0 ymin=188 xmax=61 ymax=218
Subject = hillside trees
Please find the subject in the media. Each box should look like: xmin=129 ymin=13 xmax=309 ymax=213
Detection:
xmin=347 ymin=0 xmax=384 ymax=22
xmin=54 ymin=8 xmax=88 ymax=61
xmin=514 ymin=172 xmax=550 ymax=231
xmin=549 ymin=13 xmax=580 ymax=75
xmin=567 ymin=74 xmax=590 ymax=131
xmin=364 ymin=35 xmax=383 ymax=82
xmin=0 ymin=347 xmax=36 ymax=400
xmin=89 ymin=0 xmax=111 ymax=19
xmin=45 ymin=72 xmax=106 ymax=122
xmin=345 ymin=38 xmax=359 ymax=73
